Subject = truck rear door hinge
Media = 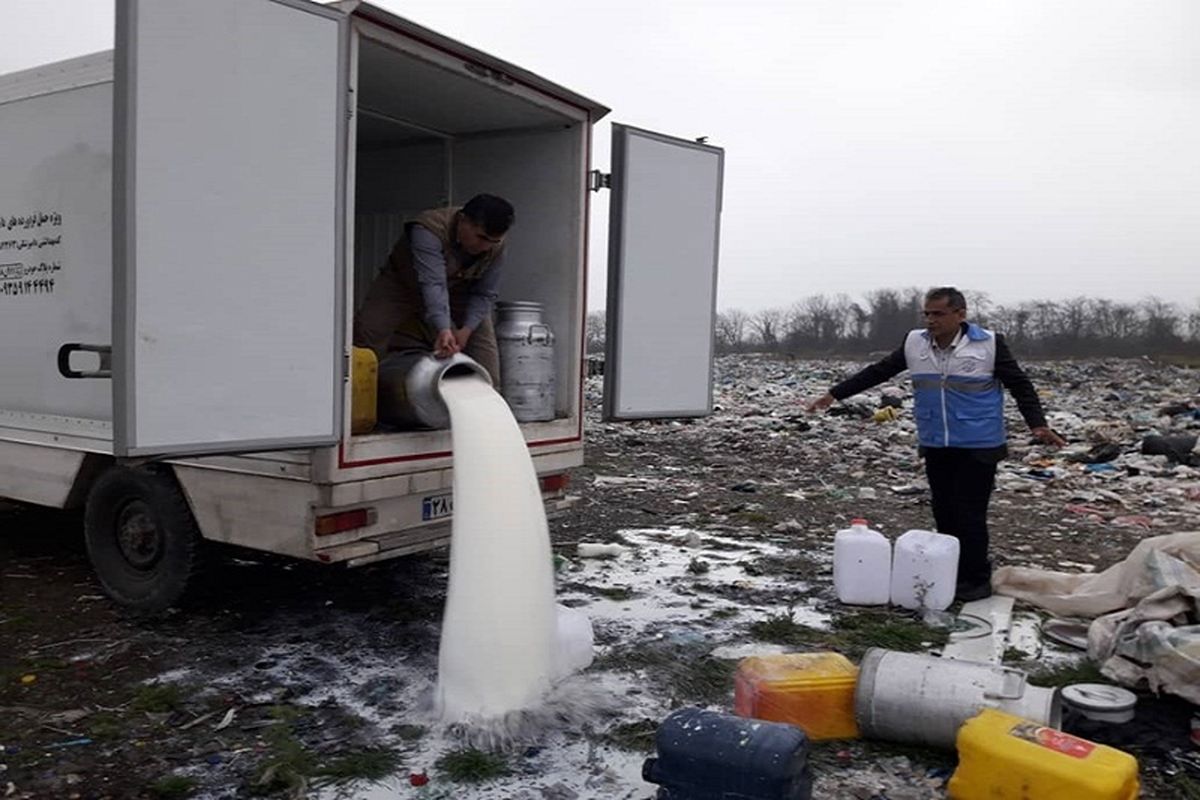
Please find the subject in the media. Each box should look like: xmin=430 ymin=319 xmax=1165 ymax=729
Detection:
xmin=589 ymin=170 xmax=611 ymax=192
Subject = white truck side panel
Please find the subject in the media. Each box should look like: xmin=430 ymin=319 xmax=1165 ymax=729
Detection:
xmin=115 ymin=0 xmax=345 ymax=456
xmin=0 ymin=82 xmax=113 ymax=423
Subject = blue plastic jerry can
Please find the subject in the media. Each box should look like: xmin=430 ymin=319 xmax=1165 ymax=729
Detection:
xmin=642 ymin=707 xmax=813 ymax=800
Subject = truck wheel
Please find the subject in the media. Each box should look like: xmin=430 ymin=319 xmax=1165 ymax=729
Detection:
xmin=84 ymin=465 xmax=201 ymax=613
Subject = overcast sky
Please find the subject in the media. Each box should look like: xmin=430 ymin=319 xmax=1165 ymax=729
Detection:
xmin=3 ymin=0 xmax=1197 ymax=313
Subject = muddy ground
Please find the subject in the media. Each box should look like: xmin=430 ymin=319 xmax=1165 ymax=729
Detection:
xmin=2 ymin=355 xmax=1198 ymax=799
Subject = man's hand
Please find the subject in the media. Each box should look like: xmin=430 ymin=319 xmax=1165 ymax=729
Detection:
xmin=806 ymin=393 xmax=835 ymax=413
xmin=433 ymin=328 xmax=460 ymax=358
xmin=1032 ymin=426 xmax=1067 ymax=447
xmin=453 ymin=326 xmax=473 ymax=351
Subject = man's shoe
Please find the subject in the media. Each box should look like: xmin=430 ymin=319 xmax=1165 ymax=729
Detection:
xmin=955 ymin=579 xmax=993 ymax=602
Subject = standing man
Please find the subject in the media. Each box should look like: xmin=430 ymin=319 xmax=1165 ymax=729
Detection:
xmin=354 ymin=194 xmax=514 ymax=391
xmin=807 ymin=287 xmax=1065 ymax=601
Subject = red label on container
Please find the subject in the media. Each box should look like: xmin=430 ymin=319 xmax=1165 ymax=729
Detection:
xmin=1010 ymin=722 xmax=1096 ymax=759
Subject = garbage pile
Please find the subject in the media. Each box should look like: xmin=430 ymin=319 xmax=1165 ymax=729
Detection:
xmin=577 ymin=354 xmax=1199 ymax=798
xmin=585 ymin=355 xmax=1200 ymax=570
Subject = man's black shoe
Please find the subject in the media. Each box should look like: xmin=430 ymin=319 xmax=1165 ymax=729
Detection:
xmin=955 ymin=580 xmax=993 ymax=602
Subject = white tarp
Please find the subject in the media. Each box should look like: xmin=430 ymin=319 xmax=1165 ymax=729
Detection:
xmin=993 ymin=531 xmax=1200 ymax=703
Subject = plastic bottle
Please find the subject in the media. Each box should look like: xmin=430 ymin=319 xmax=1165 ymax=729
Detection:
xmin=890 ymin=529 xmax=959 ymax=610
xmin=833 ymin=518 xmax=892 ymax=605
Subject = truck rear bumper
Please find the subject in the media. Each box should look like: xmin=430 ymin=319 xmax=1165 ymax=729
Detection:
xmin=314 ymin=494 xmax=580 ymax=567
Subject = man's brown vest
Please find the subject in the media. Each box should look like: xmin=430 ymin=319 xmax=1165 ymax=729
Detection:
xmin=353 ymin=207 xmax=505 ymax=356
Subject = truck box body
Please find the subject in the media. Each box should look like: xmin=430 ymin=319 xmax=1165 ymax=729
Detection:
xmin=0 ymin=0 xmax=723 ymax=606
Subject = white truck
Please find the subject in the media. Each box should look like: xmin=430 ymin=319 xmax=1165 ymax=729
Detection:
xmin=0 ymin=0 xmax=724 ymax=611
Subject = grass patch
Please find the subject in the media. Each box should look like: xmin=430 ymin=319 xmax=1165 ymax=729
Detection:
xmin=132 ymin=684 xmax=188 ymax=713
xmin=709 ymin=607 xmax=739 ymax=620
xmin=317 ymin=749 xmax=401 ymax=782
xmin=595 ymin=586 xmax=635 ymax=601
xmin=1002 ymin=646 xmax=1032 ymax=663
xmin=148 ymin=776 xmax=198 ymax=799
xmin=1174 ymin=773 xmax=1200 ymax=800
xmin=604 ymin=719 xmax=658 ymax=752
xmin=252 ymin=722 xmax=310 ymax=796
xmin=595 ymin=645 xmax=734 ymax=705
xmin=749 ymin=609 xmax=948 ymax=660
xmin=737 ymin=511 xmax=772 ymax=524
xmin=741 ymin=554 xmax=818 ymax=578
xmin=435 ymin=748 xmax=510 ymax=782
xmin=393 ymin=724 xmax=426 ymax=742
xmin=1028 ymin=660 xmax=1105 ymax=687
xmin=88 ymin=712 xmax=126 ymax=741
xmin=687 ymin=558 xmax=710 ymax=575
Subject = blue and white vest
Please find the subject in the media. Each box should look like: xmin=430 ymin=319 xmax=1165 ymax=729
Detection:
xmin=904 ymin=324 xmax=1004 ymax=448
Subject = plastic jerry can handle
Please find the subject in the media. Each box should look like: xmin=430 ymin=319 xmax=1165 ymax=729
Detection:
xmin=984 ymin=669 xmax=1028 ymax=700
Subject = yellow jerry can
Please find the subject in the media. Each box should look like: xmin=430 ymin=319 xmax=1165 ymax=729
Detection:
xmin=350 ymin=347 xmax=378 ymax=435
xmin=733 ymin=652 xmax=860 ymax=740
xmin=948 ymin=708 xmax=1139 ymax=799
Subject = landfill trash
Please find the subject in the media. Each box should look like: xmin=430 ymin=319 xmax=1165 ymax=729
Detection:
xmin=575 ymin=542 xmax=626 ymax=558
xmin=409 ymin=772 xmax=429 ymax=786
xmin=1141 ymin=434 xmax=1200 ymax=466
xmin=1066 ymin=443 xmax=1123 ymax=464
xmin=872 ymin=406 xmax=900 ymax=423
xmin=643 ymin=707 xmax=813 ymax=800
xmin=948 ymin=708 xmax=1140 ymax=800
xmin=45 ymin=738 xmax=91 ymax=749
xmin=942 ymin=596 xmax=1015 ymax=663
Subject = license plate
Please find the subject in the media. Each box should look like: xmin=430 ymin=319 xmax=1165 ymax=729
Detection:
xmin=421 ymin=492 xmax=453 ymax=522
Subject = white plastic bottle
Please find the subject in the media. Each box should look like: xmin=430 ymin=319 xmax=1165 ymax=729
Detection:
xmin=890 ymin=529 xmax=960 ymax=610
xmin=833 ymin=518 xmax=892 ymax=605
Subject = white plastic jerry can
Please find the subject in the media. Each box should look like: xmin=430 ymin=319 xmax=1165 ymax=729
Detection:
xmin=890 ymin=529 xmax=960 ymax=611
xmin=833 ymin=518 xmax=892 ymax=605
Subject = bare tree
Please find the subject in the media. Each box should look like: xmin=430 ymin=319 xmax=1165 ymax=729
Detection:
xmin=715 ymin=308 xmax=749 ymax=353
xmin=748 ymin=308 xmax=785 ymax=351
xmin=585 ymin=310 xmax=606 ymax=354
xmin=1141 ymin=296 xmax=1181 ymax=348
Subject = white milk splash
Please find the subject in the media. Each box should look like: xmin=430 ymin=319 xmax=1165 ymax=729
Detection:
xmin=434 ymin=374 xmax=558 ymax=726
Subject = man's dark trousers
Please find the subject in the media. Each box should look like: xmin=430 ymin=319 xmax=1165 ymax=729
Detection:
xmin=923 ymin=447 xmax=999 ymax=586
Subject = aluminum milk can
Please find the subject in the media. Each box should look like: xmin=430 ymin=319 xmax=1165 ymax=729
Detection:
xmin=495 ymin=301 xmax=556 ymax=422
xmin=376 ymin=350 xmax=491 ymax=429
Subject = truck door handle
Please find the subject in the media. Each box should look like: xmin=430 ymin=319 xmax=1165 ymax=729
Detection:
xmin=58 ymin=343 xmax=112 ymax=379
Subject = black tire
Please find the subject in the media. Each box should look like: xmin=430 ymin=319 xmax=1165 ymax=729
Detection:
xmin=83 ymin=465 xmax=202 ymax=613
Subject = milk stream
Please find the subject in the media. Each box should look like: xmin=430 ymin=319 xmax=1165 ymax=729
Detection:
xmin=434 ymin=374 xmax=558 ymax=725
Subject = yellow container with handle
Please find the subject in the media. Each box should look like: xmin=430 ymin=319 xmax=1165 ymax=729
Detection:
xmin=350 ymin=347 xmax=378 ymax=435
xmin=948 ymin=708 xmax=1139 ymax=799
xmin=733 ymin=652 xmax=860 ymax=740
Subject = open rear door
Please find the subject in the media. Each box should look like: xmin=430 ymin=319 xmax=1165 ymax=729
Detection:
xmin=113 ymin=0 xmax=347 ymax=457
xmin=603 ymin=124 xmax=724 ymax=420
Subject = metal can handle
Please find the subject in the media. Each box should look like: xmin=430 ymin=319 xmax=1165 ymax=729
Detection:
xmin=526 ymin=323 xmax=552 ymax=344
